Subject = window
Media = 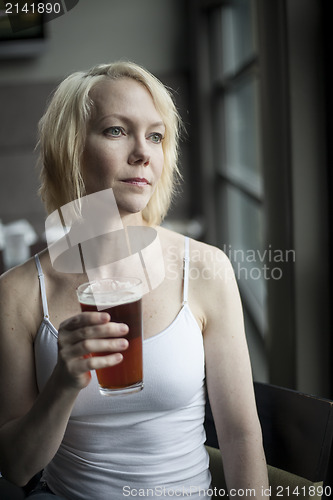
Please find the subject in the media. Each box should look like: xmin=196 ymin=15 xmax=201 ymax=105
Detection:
xmin=210 ymin=0 xmax=268 ymax=379
xmin=190 ymin=0 xmax=330 ymax=396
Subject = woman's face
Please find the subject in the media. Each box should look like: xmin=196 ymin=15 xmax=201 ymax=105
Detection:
xmin=81 ymin=77 xmax=165 ymax=218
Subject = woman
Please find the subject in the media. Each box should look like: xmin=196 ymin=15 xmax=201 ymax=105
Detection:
xmin=0 ymin=61 xmax=269 ymax=499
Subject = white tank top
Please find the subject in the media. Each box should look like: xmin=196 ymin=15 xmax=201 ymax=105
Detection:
xmin=34 ymin=237 xmax=212 ymax=499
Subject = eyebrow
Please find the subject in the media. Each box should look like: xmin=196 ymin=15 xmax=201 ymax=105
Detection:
xmin=97 ymin=113 xmax=165 ymax=129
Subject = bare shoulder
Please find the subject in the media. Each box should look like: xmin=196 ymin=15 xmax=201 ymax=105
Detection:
xmin=0 ymin=257 xmax=44 ymax=423
xmin=0 ymin=255 xmax=42 ymax=338
xmin=186 ymin=238 xmax=240 ymax=333
xmin=157 ymin=227 xmax=239 ymax=329
xmin=157 ymin=226 xmax=235 ymax=289
xmin=158 ymin=226 xmax=230 ymax=265
xmin=189 ymin=238 xmax=231 ymax=267
xmin=188 ymin=238 xmax=236 ymax=290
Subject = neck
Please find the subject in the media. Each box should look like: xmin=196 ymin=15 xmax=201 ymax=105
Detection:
xmin=119 ymin=211 xmax=148 ymax=228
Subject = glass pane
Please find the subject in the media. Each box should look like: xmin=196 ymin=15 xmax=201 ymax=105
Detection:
xmin=218 ymin=76 xmax=262 ymax=194
xmin=222 ymin=185 xmax=266 ymax=309
xmin=243 ymin=309 xmax=269 ymax=382
xmin=221 ymin=0 xmax=255 ymax=76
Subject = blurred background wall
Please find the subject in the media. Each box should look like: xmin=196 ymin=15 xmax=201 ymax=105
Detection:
xmin=0 ymin=0 xmax=191 ymax=236
xmin=0 ymin=0 xmax=331 ymax=399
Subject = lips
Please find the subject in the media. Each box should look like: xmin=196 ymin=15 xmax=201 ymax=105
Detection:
xmin=121 ymin=178 xmax=150 ymax=186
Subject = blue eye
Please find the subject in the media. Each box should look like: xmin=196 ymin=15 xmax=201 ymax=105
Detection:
xmin=149 ymin=133 xmax=163 ymax=144
xmin=105 ymin=126 xmax=123 ymax=137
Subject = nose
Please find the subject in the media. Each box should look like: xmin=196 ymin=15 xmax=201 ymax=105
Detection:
xmin=128 ymin=136 xmax=150 ymax=166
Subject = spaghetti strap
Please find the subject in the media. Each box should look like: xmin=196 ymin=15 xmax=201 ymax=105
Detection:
xmin=34 ymin=254 xmax=49 ymax=319
xmin=182 ymin=236 xmax=190 ymax=305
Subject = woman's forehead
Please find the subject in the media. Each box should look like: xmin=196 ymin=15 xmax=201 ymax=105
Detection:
xmin=90 ymin=77 xmax=148 ymax=105
xmin=89 ymin=77 xmax=164 ymax=124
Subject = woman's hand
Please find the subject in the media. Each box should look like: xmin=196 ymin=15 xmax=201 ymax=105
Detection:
xmin=55 ymin=312 xmax=129 ymax=391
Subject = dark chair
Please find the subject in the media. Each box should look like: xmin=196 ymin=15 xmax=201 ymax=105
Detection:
xmin=0 ymin=472 xmax=41 ymax=500
xmin=0 ymin=476 xmax=25 ymax=500
xmin=205 ymin=382 xmax=333 ymax=499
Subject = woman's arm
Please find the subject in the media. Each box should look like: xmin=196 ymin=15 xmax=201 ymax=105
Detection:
xmin=195 ymin=245 xmax=269 ymax=498
xmin=0 ymin=264 xmax=129 ymax=486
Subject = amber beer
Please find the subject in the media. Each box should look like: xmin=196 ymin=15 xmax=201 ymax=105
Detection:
xmin=77 ymin=278 xmax=143 ymax=396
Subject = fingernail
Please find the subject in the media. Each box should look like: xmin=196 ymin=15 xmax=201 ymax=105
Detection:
xmin=120 ymin=324 xmax=129 ymax=333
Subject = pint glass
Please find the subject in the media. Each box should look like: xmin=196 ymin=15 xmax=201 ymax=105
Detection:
xmin=76 ymin=278 xmax=143 ymax=396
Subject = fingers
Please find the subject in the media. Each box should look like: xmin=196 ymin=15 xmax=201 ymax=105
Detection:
xmin=56 ymin=312 xmax=130 ymax=391
xmin=60 ymin=311 xmax=110 ymax=331
xmin=58 ymin=312 xmax=129 ymax=359
xmin=83 ymin=351 xmax=125 ymax=373
xmin=59 ymin=313 xmax=128 ymax=344
xmin=69 ymin=336 xmax=129 ymax=359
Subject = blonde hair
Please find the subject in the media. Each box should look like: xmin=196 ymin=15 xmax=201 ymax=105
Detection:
xmin=38 ymin=61 xmax=182 ymax=225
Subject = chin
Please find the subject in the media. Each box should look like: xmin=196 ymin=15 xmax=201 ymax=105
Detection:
xmin=122 ymin=206 xmax=147 ymax=216
xmin=117 ymin=196 xmax=150 ymax=216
